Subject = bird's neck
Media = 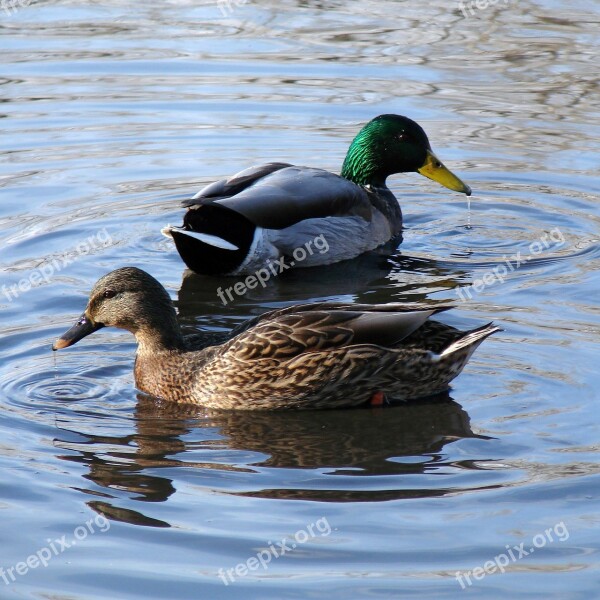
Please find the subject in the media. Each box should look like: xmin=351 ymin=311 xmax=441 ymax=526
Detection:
xmin=341 ymin=136 xmax=388 ymax=187
xmin=133 ymin=311 xmax=186 ymax=355
xmin=132 ymin=316 xmax=195 ymax=403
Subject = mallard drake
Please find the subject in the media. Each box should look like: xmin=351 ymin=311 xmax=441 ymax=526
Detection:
xmin=52 ymin=267 xmax=498 ymax=410
xmin=162 ymin=114 xmax=471 ymax=275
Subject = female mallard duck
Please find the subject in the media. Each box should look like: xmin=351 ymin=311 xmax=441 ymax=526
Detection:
xmin=52 ymin=267 xmax=498 ymax=410
xmin=162 ymin=114 xmax=471 ymax=275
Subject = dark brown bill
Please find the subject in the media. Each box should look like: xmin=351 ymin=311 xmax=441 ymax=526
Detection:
xmin=52 ymin=313 xmax=104 ymax=350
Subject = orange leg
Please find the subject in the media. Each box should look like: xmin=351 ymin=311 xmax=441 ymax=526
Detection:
xmin=369 ymin=391 xmax=385 ymax=407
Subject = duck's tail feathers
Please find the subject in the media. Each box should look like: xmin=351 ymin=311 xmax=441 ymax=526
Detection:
xmin=439 ymin=323 xmax=501 ymax=359
xmin=161 ymin=225 xmax=174 ymax=239
xmin=166 ymin=203 xmax=258 ymax=274
xmin=166 ymin=226 xmax=239 ymax=251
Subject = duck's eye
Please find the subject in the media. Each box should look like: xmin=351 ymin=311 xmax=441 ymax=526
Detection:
xmin=396 ymin=133 xmax=410 ymax=143
xmin=103 ymin=290 xmax=117 ymax=299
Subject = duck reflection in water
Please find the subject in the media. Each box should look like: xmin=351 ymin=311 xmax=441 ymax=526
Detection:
xmin=54 ymin=392 xmax=493 ymax=526
xmin=175 ymin=244 xmax=472 ymax=322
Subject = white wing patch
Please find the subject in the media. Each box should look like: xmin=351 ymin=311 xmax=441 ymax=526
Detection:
xmin=168 ymin=227 xmax=239 ymax=251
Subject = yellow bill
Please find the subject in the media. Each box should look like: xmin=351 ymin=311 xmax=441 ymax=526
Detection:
xmin=418 ymin=149 xmax=472 ymax=196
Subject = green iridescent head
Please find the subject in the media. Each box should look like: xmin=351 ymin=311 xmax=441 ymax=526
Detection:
xmin=341 ymin=114 xmax=471 ymax=195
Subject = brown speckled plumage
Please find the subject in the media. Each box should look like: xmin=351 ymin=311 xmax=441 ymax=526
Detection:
xmin=53 ymin=267 xmax=500 ymax=410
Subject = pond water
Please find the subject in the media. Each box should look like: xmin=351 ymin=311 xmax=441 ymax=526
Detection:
xmin=1 ymin=1 xmax=599 ymax=598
